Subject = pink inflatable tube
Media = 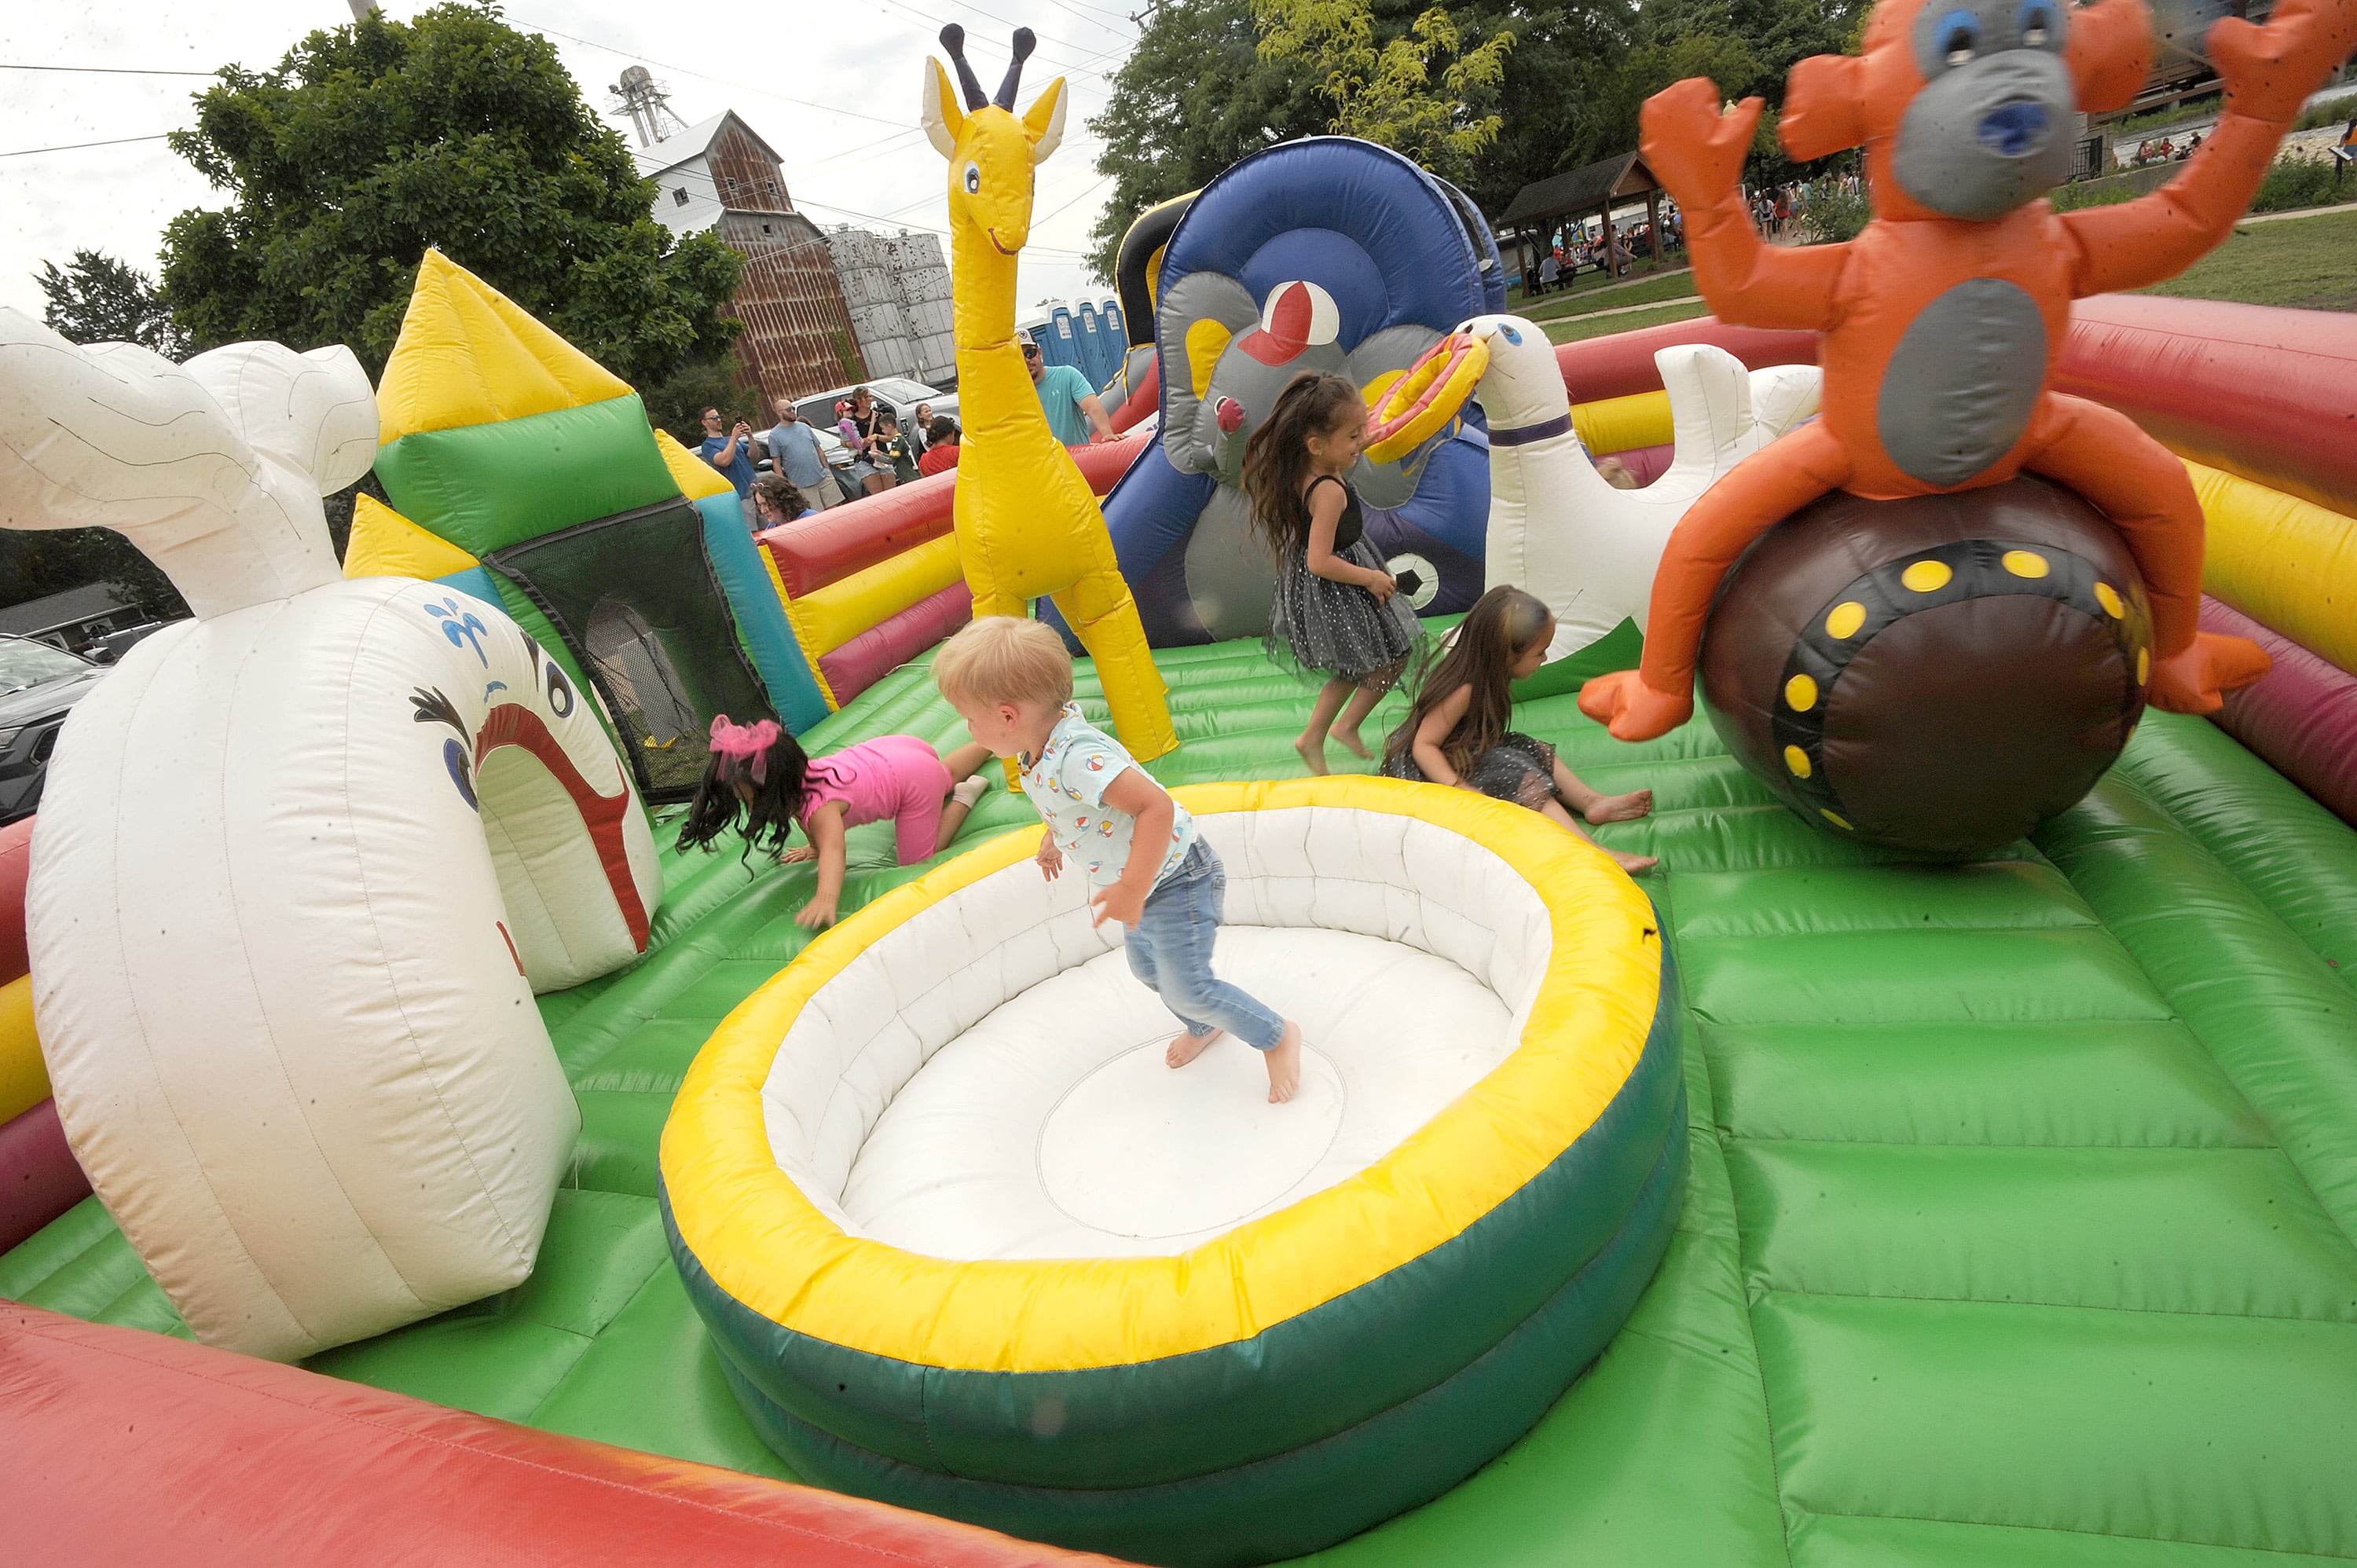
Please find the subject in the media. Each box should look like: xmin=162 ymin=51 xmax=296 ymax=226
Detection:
xmin=0 ymin=1098 xmax=89 ymax=1255
xmin=818 ymin=583 xmax=976 ymax=709
xmin=2199 ymin=597 xmax=2357 ymax=830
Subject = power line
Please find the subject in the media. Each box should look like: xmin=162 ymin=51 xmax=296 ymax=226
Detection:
xmin=0 ymin=132 xmax=174 ymax=159
xmin=515 ymin=16 xmax=915 ymax=130
xmin=0 ymin=62 xmax=214 ymax=77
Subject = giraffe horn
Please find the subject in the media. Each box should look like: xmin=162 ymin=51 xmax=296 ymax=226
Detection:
xmin=993 ymin=28 xmax=1036 ymax=110
xmin=940 ymin=25 xmax=988 ymax=111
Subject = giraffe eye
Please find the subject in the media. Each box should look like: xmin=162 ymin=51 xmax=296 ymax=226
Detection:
xmin=963 ymin=163 xmax=981 ymax=195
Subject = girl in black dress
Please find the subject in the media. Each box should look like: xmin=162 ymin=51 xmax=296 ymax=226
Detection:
xmin=1383 ymin=586 xmax=1659 ymax=874
xmin=1241 ymin=372 xmax=1422 ymax=774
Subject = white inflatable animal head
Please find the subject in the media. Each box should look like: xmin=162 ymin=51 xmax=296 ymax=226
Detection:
xmin=1369 ymin=313 xmax=1827 ymax=658
xmin=0 ymin=313 xmax=376 ymax=617
xmin=0 ymin=309 xmax=659 ymax=1360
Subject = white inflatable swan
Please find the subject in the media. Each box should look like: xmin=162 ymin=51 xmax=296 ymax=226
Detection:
xmin=0 ymin=310 xmax=659 ymax=1358
xmin=1371 ymin=314 xmax=1822 ymax=659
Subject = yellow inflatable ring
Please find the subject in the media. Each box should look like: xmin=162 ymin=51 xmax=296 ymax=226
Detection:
xmin=660 ymin=775 xmax=1681 ymax=1563
xmin=1365 ymin=331 xmax=1490 ymax=464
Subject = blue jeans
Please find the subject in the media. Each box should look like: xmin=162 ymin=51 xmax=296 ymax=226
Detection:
xmin=1122 ymin=841 xmax=1285 ymax=1051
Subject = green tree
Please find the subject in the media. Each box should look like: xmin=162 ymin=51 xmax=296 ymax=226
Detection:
xmin=1256 ymin=0 xmax=1516 ymax=184
xmin=0 ymin=532 xmax=189 ymax=623
xmin=37 ymin=251 xmax=187 ymax=359
xmin=640 ymin=355 xmax=765 ymax=451
xmin=1086 ymin=0 xmax=1329 ymax=281
xmin=160 ymin=2 xmax=741 ymax=385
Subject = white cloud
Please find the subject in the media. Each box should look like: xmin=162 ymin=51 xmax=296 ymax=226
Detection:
xmin=2 ymin=0 xmax=1136 ymax=330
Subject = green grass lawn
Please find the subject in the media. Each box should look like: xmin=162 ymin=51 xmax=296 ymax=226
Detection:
xmin=1541 ymin=299 xmax=1712 ymax=344
xmin=2136 ymin=207 xmax=2357 ymax=313
xmin=1520 ymin=270 xmax=1703 ymax=321
xmin=1505 ymin=256 xmax=1691 ymax=310
xmin=1526 ymin=203 xmax=2357 ymax=350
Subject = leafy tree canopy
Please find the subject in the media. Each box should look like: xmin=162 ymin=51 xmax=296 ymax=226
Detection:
xmin=1084 ymin=0 xmax=1330 ymax=280
xmin=38 ymin=251 xmax=187 ymax=359
xmin=160 ymin=2 xmax=741 ymax=384
xmin=1090 ymin=0 xmax=1867 ymax=261
xmin=1256 ymin=0 xmax=1516 ymax=185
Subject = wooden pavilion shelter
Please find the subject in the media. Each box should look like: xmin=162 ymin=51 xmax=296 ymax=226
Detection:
xmin=1496 ymin=151 xmax=1670 ymax=285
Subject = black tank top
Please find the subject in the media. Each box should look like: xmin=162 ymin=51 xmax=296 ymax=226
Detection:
xmin=1306 ymin=474 xmax=1365 ymax=551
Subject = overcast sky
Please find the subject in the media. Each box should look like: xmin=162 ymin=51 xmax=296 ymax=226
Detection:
xmin=2 ymin=0 xmax=1140 ymax=330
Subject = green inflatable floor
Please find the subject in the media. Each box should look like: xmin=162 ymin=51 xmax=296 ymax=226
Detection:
xmin=8 ymin=636 xmax=2357 ymax=1565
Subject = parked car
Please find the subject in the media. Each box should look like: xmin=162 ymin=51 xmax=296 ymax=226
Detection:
xmin=0 ymin=636 xmax=109 ymax=822
xmin=791 ymin=377 xmax=959 ymax=436
xmin=751 ymin=422 xmax=863 ymax=504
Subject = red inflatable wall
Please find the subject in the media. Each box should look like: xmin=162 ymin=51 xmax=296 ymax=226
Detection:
xmin=0 ymin=1302 xmax=1129 ymax=1566
xmin=2057 ymin=295 xmax=2357 ymax=518
xmin=1555 ymin=317 xmax=1820 ymax=404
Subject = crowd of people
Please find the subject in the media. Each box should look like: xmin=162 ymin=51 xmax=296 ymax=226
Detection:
xmin=698 ymin=326 xmax=1116 ymax=531
xmin=1520 ymin=207 xmax=1684 ymax=297
xmin=2128 ymin=131 xmax=2205 ymax=166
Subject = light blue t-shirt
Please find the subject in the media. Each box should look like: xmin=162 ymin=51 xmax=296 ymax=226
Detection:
xmin=1033 ymin=363 xmax=1098 ymax=446
xmin=765 ymin=419 xmax=830 ymax=491
xmin=1019 ymin=703 xmax=1195 ymax=888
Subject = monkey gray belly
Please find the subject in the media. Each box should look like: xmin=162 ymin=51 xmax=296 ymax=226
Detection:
xmin=1183 ymin=484 xmax=1279 ymax=639
xmin=1876 ymin=278 xmax=2047 ymax=488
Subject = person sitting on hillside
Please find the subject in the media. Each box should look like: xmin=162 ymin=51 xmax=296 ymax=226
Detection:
xmin=918 ymin=416 xmax=962 ymax=477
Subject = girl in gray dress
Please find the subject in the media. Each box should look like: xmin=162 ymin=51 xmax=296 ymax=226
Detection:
xmin=1382 ymin=586 xmax=1659 ymax=874
xmin=1242 ymin=372 xmax=1423 ymax=774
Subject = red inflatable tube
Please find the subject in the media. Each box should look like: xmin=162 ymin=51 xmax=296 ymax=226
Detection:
xmin=1603 ymin=441 xmax=1676 ymax=487
xmin=1109 ymin=361 xmax=1159 ymax=434
xmin=818 ymin=582 xmax=975 ymax=709
xmin=0 ymin=815 xmax=31 ymax=985
xmin=763 ymin=482 xmax=958 ymax=600
xmin=0 ymin=1303 xmax=1124 ymax=1567
xmin=2058 ymin=295 xmax=2357 ymax=519
xmin=2200 ymin=597 xmax=2357 ymax=830
xmin=1554 ymin=317 xmax=1819 ymax=405
xmin=762 ymin=438 xmax=1153 ymax=602
xmin=0 ymin=1098 xmax=89 ymax=1255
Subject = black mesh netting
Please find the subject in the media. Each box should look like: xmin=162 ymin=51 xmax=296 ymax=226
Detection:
xmin=488 ymin=499 xmax=774 ymax=804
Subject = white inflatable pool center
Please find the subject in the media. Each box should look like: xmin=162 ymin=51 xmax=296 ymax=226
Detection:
xmin=757 ymin=805 xmax=1558 ymax=1260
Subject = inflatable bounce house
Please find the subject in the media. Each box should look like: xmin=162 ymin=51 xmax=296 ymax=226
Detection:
xmin=7 ymin=2 xmax=2357 ymax=1564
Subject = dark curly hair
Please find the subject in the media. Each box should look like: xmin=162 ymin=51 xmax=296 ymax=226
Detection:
xmin=676 ymin=723 xmax=816 ymax=863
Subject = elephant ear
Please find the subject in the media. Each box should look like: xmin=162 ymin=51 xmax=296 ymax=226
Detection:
xmin=1341 ymin=324 xmax=1446 ymax=508
xmin=1154 ymin=270 xmax=1260 ymax=475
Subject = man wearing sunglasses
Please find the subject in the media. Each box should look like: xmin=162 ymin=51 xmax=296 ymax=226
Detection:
xmin=698 ymin=406 xmax=760 ymax=529
xmin=1021 ymin=330 xmax=1113 ymax=447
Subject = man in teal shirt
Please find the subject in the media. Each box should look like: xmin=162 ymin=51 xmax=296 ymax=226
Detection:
xmin=1022 ymin=331 xmax=1113 ymax=446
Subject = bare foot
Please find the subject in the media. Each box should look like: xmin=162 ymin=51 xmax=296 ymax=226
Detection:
xmin=1167 ymin=1028 xmax=1221 ymax=1068
xmin=1611 ymin=850 xmax=1661 ymax=875
xmin=1331 ymin=727 xmax=1372 ymax=760
xmin=1264 ymin=1022 xmax=1303 ymax=1104
xmin=1585 ymin=789 xmax=1654 ymax=825
xmin=1294 ymin=733 xmax=1329 ymax=776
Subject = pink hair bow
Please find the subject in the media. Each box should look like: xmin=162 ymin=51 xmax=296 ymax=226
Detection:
xmin=709 ymin=714 xmax=783 ymax=784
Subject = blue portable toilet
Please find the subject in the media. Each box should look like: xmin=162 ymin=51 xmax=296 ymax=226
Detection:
xmin=1075 ymin=301 xmax=1114 ymax=392
xmin=1045 ymin=302 xmax=1082 ymax=370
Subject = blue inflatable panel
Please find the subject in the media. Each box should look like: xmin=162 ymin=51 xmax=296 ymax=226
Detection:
xmin=692 ymin=492 xmax=830 ymax=733
xmin=434 ymin=564 xmax=507 ymax=611
xmin=1088 ymin=137 xmax=1505 ymax=647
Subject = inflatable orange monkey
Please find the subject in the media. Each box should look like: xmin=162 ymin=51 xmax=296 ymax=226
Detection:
xmin=1580 ymin=0 xmax=2357 ymax=742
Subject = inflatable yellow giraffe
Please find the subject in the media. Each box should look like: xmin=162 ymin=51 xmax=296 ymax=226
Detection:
xmin=923 ymin=25 xmax=1178 ymax=761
